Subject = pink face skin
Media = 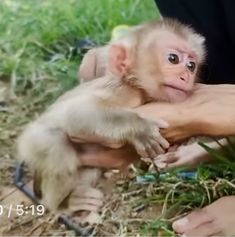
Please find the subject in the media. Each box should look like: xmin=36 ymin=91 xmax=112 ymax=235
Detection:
xmin=159 ymin=44 xmax=198 ymax=102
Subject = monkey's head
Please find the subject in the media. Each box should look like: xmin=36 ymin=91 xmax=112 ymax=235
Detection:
xmin=108 ymin=18 xmax=206 ymax=102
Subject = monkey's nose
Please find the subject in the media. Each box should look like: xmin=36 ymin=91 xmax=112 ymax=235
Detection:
xmin=180 ymin=77 xmax=186 ymax=81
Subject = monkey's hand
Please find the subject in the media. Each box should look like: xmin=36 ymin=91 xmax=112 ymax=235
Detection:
xmin=128 ymin=118 xmax=169 ymax=159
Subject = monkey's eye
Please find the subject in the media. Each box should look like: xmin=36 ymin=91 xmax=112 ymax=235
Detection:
xmin=186 ymin=61 xmax=196 ymax=72
xmin=167 ymin=53 xmax=179 ymax=64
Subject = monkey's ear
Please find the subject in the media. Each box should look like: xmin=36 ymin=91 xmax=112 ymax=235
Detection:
xmin=108 ymin=45 xmax=131 ymax=77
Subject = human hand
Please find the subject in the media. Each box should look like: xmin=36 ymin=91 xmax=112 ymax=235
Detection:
xmin=78 ymin=46 xmax=107 ymax=82
xmin=135 ymin=83 xmax=235 ymax=143
xmin=70 ymin=141 xmax=138 ymax=169
xmin=172 ymin=196 xmax=235 ymax=236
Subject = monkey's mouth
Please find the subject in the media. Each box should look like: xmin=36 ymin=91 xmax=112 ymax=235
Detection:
xmin=164 ymin=84 xmax=188 ymax=93
xmin=163 ymin=84 xmax=189 ymax=102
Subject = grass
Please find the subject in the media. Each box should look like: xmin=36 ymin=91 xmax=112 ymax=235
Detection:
xmin=0 ymin=0 xmax=159 ymax=97
xmin=138 ymin=138 xmax=235 ymax=236
xmin=0 ymin=0 xmax=235 ymax=236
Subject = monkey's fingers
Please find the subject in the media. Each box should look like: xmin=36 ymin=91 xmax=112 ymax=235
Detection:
xmin=69 ymin=187 xmax=104 ymax=213
xmin=153 ymin=131 xmax=170 ymax=150
xmin=132 ymin=140 xmax=149 ymax=158
xmin=146 ymin=139 xmax=164 ymax=159
xmin=149 ymin=138 xmax=165 ymax=155
xmin=69 ymin=197 xmax=103 ymax=212
xmin=133 ymin=139 xmax=162 ymax=159
xmin=147 ymin=121 xmax=170 ymax=150
xmin=145 ymin=143 xmax=159 ymax=158
xmin=154 ymin=119 xmax=169 ymax=129
xmin=71 ymin=186 xmax=104 ymax=200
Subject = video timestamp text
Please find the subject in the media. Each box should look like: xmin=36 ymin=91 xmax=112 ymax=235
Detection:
xmin=0 ymin=204 xmax=45 ymax=218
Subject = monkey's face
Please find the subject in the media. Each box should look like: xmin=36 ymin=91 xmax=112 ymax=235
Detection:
xmin=158 ymin=42 xmax=198 ymax=102
xmin=137 ymin=34 xmax=200 ymax=103
xmin=108 ymin=27 xmax=204 ymax=103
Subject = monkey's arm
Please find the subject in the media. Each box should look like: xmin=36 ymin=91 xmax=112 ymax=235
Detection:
xmin=134 ymin=84 xmax=235 ymax=143
xmin=65 ymin=100 xmax=169 ymax=158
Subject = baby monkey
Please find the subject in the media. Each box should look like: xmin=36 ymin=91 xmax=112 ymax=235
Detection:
xmin=17 ymin=18 xmax=205 ymax=214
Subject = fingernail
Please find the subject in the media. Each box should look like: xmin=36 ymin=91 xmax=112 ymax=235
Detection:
xmin=174 ymin=217 xmax=189 ymax=227
xmin=181 ymin=234 xmax=188 ymax=237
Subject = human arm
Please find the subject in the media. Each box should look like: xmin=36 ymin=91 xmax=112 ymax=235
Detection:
xmin=134 ymin=83 xmax=235 ymax=143
xmin=149 ymin=84 xmax=235 ymax=142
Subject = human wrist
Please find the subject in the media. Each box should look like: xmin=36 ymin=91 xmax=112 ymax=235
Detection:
xmin=182 ymin=105 xmax=214 ymax=137
xmin=162 ymin=104 xmax=203 ymax=142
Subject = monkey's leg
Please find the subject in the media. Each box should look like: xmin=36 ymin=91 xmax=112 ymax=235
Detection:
xmin=39 ymin=171 xmax=77 ymax=211
xmin=65 ymin=103 xmax=169 ymax=159
xmin=27 ymin=127 xmax=81 ymax=211
xmin=154 ymin=138 xmax=227 ymax=169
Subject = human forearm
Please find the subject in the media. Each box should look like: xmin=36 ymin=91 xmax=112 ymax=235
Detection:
xmin=133 ymin=102 xmax=199 ymax=143
xmin=134 ymin=84 xmax=235 ymax=142
xmin=73 ymin=143 xmax=138 ymax=169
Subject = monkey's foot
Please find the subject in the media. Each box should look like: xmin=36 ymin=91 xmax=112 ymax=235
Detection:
xmin=74 ymin=211 xmax=102 ymax=224
xmin=154 ymin=142 xmax=212 ymax=169
xmin=172 ymin=196 xmax=235 ymax=236
xmin=68 ymin=185 xmax=104 ymax=213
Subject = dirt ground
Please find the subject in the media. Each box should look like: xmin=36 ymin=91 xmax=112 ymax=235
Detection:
xmin=0 ymin=167 xmax=164 ymax=236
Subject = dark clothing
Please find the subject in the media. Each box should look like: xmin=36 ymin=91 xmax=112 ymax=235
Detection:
xmin=155 ymin=0 xmax=235 ymax=84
